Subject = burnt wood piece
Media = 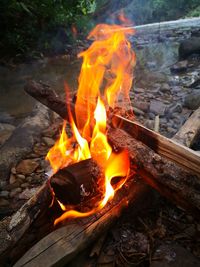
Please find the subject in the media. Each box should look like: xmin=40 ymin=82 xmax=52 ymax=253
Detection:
xmin=0 ymin=181 xmax=52 ymax=261
xmin=14 ymin=178 xmax=149 ymax=267
xmin=50 ymin=159 xmax=101 ymax=205
xmin=107 ymin=128 xmax=200 ymax=217
xmin=24 ymin=81 xmax=200 ymax=176
xmin=112 ymin=115 xmax=200 ymax=176
xmin=0 ymin=103 xmax=51 ymax=181
xmin=172 ymin=107 xmax=200 ymax=147
xmin=24 ymin=80 xmax=71 ymax=121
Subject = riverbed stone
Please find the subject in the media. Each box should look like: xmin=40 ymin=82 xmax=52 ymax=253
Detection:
xmin=16 ymin=159 xmax=39 ymax=175
xmin=183 ymin=92 xmax=200 ymax=109
xmin=42 ymin=137 xmax=55 ymax=147
xmin=9 ymin=174 xmax=16 ymax=185
xmin=151 ymin=243 xmax=200 ymax=267
xmin=150 ymin=100 xmax=167 ymax=115
xmin=9 ymin=188 xmax=22 ymax=198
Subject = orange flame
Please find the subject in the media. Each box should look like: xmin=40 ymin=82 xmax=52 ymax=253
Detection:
xmin=46 ymin=20 xmax=136 ymax=225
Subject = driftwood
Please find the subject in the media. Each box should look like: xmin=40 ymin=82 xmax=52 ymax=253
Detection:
xmin=172 ymin=107 xmax=200 ymax=147
xmin=0 ymin=103 xmax=51 ymax=181
xmin=14 ymin=178 xmax=149 ymax=267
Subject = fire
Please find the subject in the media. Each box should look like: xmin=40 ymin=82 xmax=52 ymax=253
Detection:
xmin=46 ymin=21 xmax=136 ymax=225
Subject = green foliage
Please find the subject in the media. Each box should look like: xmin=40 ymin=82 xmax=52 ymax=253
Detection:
xmin=0 ymin=0 xmax=97 ymax=58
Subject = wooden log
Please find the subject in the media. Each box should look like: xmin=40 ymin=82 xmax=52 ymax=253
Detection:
xmin=0 ymin=181 xmax=52 ymax=261
xmin=14 ymin=178 xmax=149 ymax=267
xmin=107 ymin=127 xmax=200 ymax=217
xmin=172 ymin=107 xmax=200 ymax=147
xmin=24 ymin=80 xmax=70 ymax=121
xmin=0 ymin=103 xmax=51 ymax=181
xmin=50 ymin=159 xmax=100 ymax=205
xmin=111 ymin=115 xmax=200 ymax=176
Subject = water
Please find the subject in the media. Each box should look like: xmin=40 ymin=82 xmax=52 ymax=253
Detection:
xmin=0 ymin=41 xmax=179 ymax=120
xmin=0 ymin=57 xmax=80 ymax=120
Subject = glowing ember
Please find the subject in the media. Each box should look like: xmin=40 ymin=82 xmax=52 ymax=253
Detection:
xmin=46 ymin=20 xmax=136 ymax=225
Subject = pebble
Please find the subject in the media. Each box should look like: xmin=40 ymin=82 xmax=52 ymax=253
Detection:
xmin=21 ymin=183 xmax=29 ymax=189
xmin=9 ymin=174 xmax=16 ymax=185
xmin=42 ymin=137 xmax=55 ymax=147
xmin=0 ymin=191 xmax=9 ymax=198
xmin=11 ymin=167 xmax=17 ymax=175
xmin=16 ymin=174 xmax=26 ymax=180
xmin=149 ymin=100 xmax=167 ymax=115
xmin=0 ymin=198 xmax=9 ymax=207
xmin=16 ymin=159 xmax=40 ymax=175
xmin=9 ymin=188 xmax=22 ymax=198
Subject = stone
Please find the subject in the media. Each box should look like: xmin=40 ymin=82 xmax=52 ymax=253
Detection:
xmin=160 ymin=83 xmax=171 ymax=92
xmin=0 ymin=198 xmax=9 ymax=207
xmin=0 ymin=191 xmax=9 ymax=198
xmin=144 ymin=120 xmax=155 ymax=130
xmin=179 ymin=37 xmax=200 ymax=59
xmin=9 ymin=174 xmax=16 ymax=185
xmin=135 ymin=87 xmax=145 ymax=93
xmin=21 ymin=183 xmax=29 ymax=189
xmin=0 ymin=123 xmax=16 ymax=145
xmin=42 ymin=137 xmax=55 ymax=147
xmin=170 ymin=60 xmax=188 ymax=74
xmin=16 ymin=159 xmax=39 ymax=175
xmin=184 ymin=92 xmax=200 ymax=110
xmin=151 ymin=243 xmax=200 ymax=267
xmin=150 ymin=100 xmax=167 ymax=115
xmin=9 ymin=188 xmax=22 ymax=198
xmin=16 ymin=174 xmax=26 ymax=180
xmin=134 ymin=101 xmax=150 ymax=112
xmin=11 ymin=167 xmax=16 ymax=174
xmin=18 ymin=187 xmax=40 ymax=200
xmin=133 ymin=107 xmax=145 ymax=116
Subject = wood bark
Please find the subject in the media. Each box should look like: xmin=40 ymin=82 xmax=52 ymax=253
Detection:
xmin=14 ymin=179 xmax=149 ymax=267
xmin=50 ymin=159 xmax=100 ymax=205
xmin=172 ymin=107 xmax=200 ymax=147
xmin=0 ymin=103 xmax=51 ymax=181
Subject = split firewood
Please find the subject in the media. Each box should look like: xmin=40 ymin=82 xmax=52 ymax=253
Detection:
xmin=172 ymin=106 xmax=200 ymax=147
xmin=14 ymin=178 xmax=149 ymax=267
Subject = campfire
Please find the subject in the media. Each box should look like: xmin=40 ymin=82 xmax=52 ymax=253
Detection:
xmin=46 ymin=22 xmax=135 ymax=225
xmin=0 ymin=19 xmax=200 ymax=267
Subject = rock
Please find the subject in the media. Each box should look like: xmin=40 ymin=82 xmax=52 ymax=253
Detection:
xmin=21 ymin=183 xmax=29 ymax=189
xmin=135 ymin=88 xmax=145 ymax=93
xmin=133 ymin=107 xmax=145 ymax=116
xmin=160 ymin=83 xmax=171 ymax=92
xmin=166 ymin=103 xmax=182 ymax=116
xmin=0 ymin=198 xmax=9 ymax=207
xmin=144 ymin=120 xmax=155 ymax=130
xmin=0 ymin=181 xmax=7 ymax=190
xmin=184 ymin=92 xmax=200 ymax=110
xmin=16 ymin=174 xmax=26 ymax=180
xmin=170 ymin=60 xmax=188 ymax=74
xmin=18 ymin=187 xmax=40 ymax=200
xmin=16 ymin=159 xmax=39 ymax=175
xmin=9 ymin=174 xmax=16 ymax=184
xmin=11 ymin=167 xmax=16 ymax=174
xmin=0 ymin=123 xmax=16 ymax=146
xmin=150 ymin=100 xmax=167 ymax=115
xmin=151 ymin=243 xmax=200 ymax=267
xmin=9 ymin=188 xmax=22 ymax=198
xmin=34 ymin=144 xmax=48 ymax=156
xmin=179 ymin=37 xmax=200 ymax=60
xmin=0 ymin=112 xmax=14 ymax=124
xmin=42 ymin=137 xmax=55 ymax=147
xmin=134 ymin=101 xmax=150 ymax=112
xmin=0 ymin=191 xmax=9 ymax=198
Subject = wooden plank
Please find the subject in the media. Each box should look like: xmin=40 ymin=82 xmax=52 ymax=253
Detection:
xmin=172 ymin=107 xmax=200 ymax=147
xmin=14 ymin=179 xmax=148 ymax=267
xmin=111 ymin=114 xmax=200 ymax=176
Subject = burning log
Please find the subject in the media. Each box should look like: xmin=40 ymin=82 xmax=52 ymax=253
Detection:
xmin=50 ymin=159 xmax=100 ymax=205
xmin=24 ymin=81 xmax=200 ymax=215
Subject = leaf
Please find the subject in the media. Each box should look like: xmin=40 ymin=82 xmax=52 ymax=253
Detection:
xmin=19 ymin=2 xmax=33 ymax=15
